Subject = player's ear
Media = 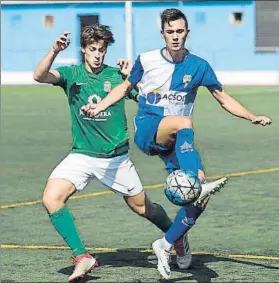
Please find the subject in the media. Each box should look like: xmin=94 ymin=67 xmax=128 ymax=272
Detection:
xmin=186 ymin=29 xmax=190 ymax=37
xmin=81 ymin=47 xmax=85 ymax=54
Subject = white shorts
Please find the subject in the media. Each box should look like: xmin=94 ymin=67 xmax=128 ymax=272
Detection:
xmin=49 ymin=153 xmax=143 ymax=196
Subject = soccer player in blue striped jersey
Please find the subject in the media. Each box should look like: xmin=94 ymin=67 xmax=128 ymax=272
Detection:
xmin=82 ymin=9 xmax=272 ymax=279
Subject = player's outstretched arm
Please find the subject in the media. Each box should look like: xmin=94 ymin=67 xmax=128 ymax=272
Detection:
xmin=33 ymin=31 xmax=71 ymax=84
xmin=211 ymin=89 xmax=272 ymax=126
xmin=82 ymin=79 xmax=133 ymax=117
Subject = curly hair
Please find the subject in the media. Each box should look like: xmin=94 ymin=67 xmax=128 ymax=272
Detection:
xmin=161 ymin=8 xmax=188 ymax=30
xmin=81 ymin=24 xmax=115 ymax=48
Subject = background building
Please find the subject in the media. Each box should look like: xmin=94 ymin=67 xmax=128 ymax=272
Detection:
xmin=2 ymin=0 xmax=279 ymax=85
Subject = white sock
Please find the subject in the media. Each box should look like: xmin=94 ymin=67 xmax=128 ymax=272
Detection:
xmin=161 ymin=236 xmax=172 ymax=251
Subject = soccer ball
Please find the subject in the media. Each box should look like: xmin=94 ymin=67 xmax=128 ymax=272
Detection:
xmin=164 ymin=170 xmax=202 ymax=206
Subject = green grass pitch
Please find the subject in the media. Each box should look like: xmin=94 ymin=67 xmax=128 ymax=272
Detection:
xmin=1 ymin=85 xmax=279 ymax=282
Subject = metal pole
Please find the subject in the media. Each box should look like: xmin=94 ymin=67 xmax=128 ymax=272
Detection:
xmin=125 ymin=1 xmax=133 ymax=61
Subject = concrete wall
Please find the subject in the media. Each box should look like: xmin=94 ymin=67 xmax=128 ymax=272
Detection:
xmin=2 ymin=1 xmax=279 ymax=85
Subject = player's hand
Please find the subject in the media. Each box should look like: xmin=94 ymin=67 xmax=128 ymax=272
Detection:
xmin=81 ymin=103 xmax=103 ymax=117
xmin=52 ymin=31 xmax=71 ymax=53
xmin=251 ymin=116 xmax=272 ymax=126
xmin=117 ymin=58 xmax=133 ymax=77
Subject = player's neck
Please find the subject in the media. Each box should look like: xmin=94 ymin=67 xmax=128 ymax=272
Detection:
xmin=164 ymin=48 xmax=187 ymax=63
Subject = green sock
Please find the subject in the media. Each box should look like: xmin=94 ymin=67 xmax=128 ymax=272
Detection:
xmin=50 ymin=206 xmax=87 ymax=256
xmin=152 ymin=203 xmax=173 ymax=233
xmin=145 ymin=196 xmax=173 ymax=233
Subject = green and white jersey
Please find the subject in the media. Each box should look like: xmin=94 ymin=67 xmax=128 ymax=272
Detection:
xmin=55 ymin=64 xmax=137 ymax=158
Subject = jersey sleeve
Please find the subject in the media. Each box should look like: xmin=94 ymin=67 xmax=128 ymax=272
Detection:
xmin=128 ymin=56 xmax=144 ymax=85
xmin=200 ymin=62 xmax=222 ymax=92
xmin=53 ymin=66 xmax=73 ymax=90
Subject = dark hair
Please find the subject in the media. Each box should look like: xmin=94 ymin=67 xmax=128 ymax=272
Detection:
xmin=161 ymin=8 xmax=188 ymax=30
xmin=81 ymin=24 xmax=115 ymax=48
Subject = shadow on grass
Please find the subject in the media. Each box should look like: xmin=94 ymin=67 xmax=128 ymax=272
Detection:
xmin=58 ymin=249 xmax=279 ymax=282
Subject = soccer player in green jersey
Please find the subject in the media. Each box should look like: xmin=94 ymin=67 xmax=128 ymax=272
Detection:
xmin=34 ymin=25 xmax=175 ymax=282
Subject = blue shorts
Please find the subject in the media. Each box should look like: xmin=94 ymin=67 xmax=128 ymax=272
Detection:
xmin=134 ymin=115 xmax=179 ymax=173
xmin=134 ymin=115 xmax=168 ymax=156
xmin=134 ymin=115 xmax=203 ymax=174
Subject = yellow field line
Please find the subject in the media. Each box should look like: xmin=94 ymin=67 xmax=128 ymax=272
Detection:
xmin=190 ymin=251 xmax=279 ymax=261
xmin=0 ymin=200 xmax=43 ymax=209
xmin=214 ymin=167 xmax=279 ymax=178
xmin=1 ymin=167 xmax=279 ymax=209
xmin=0 ymin=244 xmax=115 ymax=252
xmin=2 ymin=244 xmax=279 ymax=261
xmin=0 ymin=191 xmax=113 ymax=209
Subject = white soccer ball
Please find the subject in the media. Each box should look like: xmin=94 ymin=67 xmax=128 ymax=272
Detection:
xmin=164 ymin=170 xmax=202 ymax=206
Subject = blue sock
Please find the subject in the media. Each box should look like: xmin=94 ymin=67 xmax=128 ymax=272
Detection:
xmin=175 ymin=129 xmax=199 ymax=176
xmin=196 ymin=151 xmax=203 ymax=171
xmin=160 ymin=147 xmax=203 ymax=174
xmin=165 ymin=204 xmax=206 ymax=245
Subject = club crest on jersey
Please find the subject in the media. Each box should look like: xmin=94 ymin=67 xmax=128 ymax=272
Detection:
xmin=146 ymin=89 xmax=162 ymax=104
xmin=88 ymin=94 xmax=102 ymax=104
xmin=104 ymin=81 xmax=112 ymax=92
xmin=183 ymin=75 xmax=192 ymax=87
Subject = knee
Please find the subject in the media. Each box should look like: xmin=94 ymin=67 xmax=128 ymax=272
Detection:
xmin=42 ymin=190 xmax=64 ymax=213
xmin=42 ymin=189 xmax=60 ymax=208
xmin=42 ymin=180 xmax=74 ymax=213
xmin=174 ymin=117 xmax=193 ymax=132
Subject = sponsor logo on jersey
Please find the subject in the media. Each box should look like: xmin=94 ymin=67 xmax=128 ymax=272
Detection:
xmin=79 ymin=94 xmax=111 ymax=121
xmin=79 ymin=109 xmax=112 ymax=119
xmin=146 ymin=90 xmax=162 ymax=104
xmin=146 ymin=90 xmax=187 ymax=105
xmin=183 ymin=74 xmax=192 ymax=87
xmin=104 ymin=81 xmax=112 ymax=92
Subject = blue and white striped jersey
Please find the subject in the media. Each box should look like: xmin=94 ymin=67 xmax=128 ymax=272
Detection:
xmin=128 ymin=49 xmax=222 ymax=117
